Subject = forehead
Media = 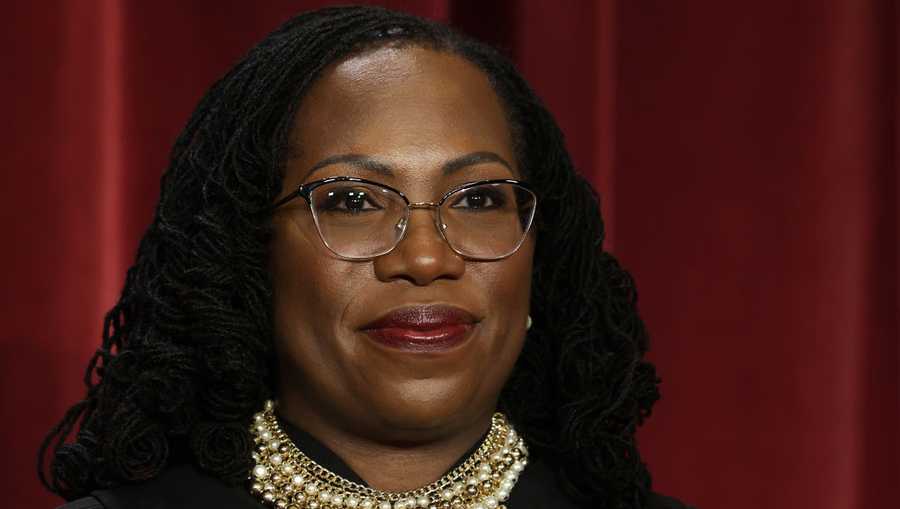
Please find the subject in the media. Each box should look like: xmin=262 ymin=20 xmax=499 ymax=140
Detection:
xmin=286 ymin=45 xmax=517 ymax=188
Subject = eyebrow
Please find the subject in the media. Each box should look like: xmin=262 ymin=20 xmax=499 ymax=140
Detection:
xmin=303 ymin=151 xmax=515 ymax=181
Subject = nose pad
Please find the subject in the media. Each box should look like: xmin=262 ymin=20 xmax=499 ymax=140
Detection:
xmin=395 ymin=216 xmax=407 ymax=234
xmin=392 ymin=208 xmax=449 ymax=248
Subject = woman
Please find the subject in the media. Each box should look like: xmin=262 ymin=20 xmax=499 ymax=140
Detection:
xmin=41 ymin=6 xmax=690 ymax=509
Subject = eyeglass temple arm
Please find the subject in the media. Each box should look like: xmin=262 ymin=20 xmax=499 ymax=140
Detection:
xmin=271 ymin=185 xmax=307 ymax=210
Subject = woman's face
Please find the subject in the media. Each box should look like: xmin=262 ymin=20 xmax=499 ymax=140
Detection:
xmin=269 ymin=45 xmax=534 ymax=442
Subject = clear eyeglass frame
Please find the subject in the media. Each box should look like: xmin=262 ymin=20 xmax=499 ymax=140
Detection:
xmin=272 ymin=176 xmax=538 ymax=261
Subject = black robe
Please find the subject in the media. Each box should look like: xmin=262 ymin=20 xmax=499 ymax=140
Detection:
xmin=57 ymin=418 xmax=693 ymax=509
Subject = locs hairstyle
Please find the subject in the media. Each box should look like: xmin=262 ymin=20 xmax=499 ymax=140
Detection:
xmin=39 ymin=6 xmax=660 ymax=509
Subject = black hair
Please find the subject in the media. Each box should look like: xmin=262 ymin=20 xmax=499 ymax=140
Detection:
xmin=38 ymin=6 xmax=660 ymax=508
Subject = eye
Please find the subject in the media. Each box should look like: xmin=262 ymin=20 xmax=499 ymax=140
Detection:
xmin=449 ymin=187 xmax=506 ymax=210
xmin=317 ymin=187 xmax=384 ymax=214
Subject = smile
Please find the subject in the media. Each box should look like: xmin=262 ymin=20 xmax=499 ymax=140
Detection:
xmin=359 ymin=304 xmax=480 ymax=352
xmin=361 ymin=323 xmax=476 ymax=352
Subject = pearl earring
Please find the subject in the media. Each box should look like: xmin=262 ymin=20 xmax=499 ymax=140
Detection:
xmin=526 ymin=315 xmax=532 ymax=330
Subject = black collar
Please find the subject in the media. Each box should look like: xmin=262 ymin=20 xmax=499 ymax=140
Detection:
xmin=275 ymin=412 xmax=485 ymax=486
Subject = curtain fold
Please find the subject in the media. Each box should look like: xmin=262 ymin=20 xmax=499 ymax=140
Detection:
xmin=616 ymin=2 xmax=898 ymax=507
xmin=2 ymin=1 xmax=895 ymax=508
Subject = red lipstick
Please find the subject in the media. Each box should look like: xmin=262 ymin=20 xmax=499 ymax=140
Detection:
xmin=360 ymin=305 xmax=478 ymax=352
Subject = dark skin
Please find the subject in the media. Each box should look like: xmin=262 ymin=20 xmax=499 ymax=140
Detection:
xmin=269 ymin=46 xmax=535 ymax=492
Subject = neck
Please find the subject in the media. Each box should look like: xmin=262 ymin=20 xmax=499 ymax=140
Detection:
xmin=276 ymin=400 xmax=494 ymax=492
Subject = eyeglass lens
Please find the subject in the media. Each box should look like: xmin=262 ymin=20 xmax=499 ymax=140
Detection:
xmin=309 ymin=181 xmax=535 ymax=260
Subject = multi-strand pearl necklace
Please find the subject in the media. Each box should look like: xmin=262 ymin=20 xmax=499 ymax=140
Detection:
xmin=248 ymin=401 xmax=528 ymax=509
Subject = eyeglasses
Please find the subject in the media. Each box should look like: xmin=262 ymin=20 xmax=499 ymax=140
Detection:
xmin=273 ymin=176 xmax=537 ymax=261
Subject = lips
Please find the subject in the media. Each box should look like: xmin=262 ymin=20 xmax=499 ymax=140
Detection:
xmin=359 ymin=305 xmax=478 ymax=352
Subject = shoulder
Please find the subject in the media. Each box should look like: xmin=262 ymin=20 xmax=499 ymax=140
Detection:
xmin=647 ymin=491 xmax=697 ymax=509
xmin=56 ymin=497 xmax=104 ymax=509
xmin=57 ymin=464 xmax=261 ymax=509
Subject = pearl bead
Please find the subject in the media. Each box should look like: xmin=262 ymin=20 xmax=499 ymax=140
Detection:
xmin=247 ymin=404 xmax=529 ymax=509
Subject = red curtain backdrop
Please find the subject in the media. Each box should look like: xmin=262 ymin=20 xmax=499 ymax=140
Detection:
xmin=2 ymin=1 xmax=896 ymax=508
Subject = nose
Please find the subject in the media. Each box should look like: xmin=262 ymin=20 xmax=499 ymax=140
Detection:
xmin=372 ymin=207 xmax=465 ymax=286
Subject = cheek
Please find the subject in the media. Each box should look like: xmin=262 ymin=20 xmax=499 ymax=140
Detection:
xmin=476 ymin=240 xmax=535 ymax=364
xmin=269 ymin=217 xmax=358 ymax=362
xmin=482 ymin=241 xmax=534 ymax=319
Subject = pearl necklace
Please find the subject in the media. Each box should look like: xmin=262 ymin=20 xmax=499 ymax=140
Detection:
xmin=248 ymin=401 xmax=528 ymax=509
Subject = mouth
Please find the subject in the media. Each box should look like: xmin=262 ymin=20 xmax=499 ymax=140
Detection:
xmin=359 ymin=304 xmax=479 ymax=353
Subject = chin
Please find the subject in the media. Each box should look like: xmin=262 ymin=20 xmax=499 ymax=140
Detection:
xmin=360 ymin=377 xmax=491 ymax=438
